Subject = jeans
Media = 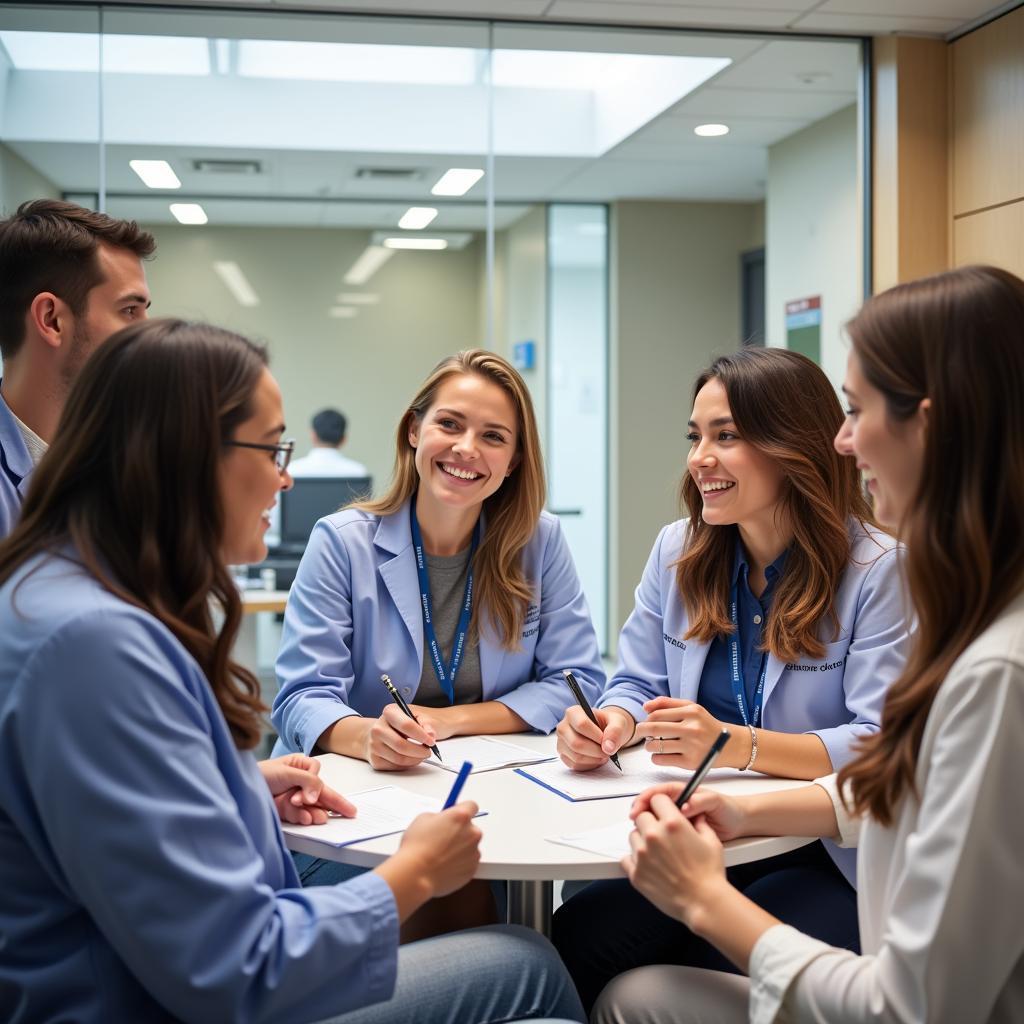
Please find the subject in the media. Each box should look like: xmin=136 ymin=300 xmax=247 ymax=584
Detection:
xmin=552 ymin=840 xmax=858 ymax=1013
xmin=315 ymin=924 xmax=585 ymax=1024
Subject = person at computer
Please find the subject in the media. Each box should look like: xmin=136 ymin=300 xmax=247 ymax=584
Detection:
xmin=290 ymin=407 xmax=369 ymax=478
xmin=590 ymin=264 xmax=1024 ymax=1024
xmin=551 ymin=347 xmax=910 ymax=1011
xmin=272 ymin=349 xmax=603 ymax=773
xmin=264 ymin=407 xmax=369 ymax=548
xmin=0 ymin=319 xmax=585 ymax=1024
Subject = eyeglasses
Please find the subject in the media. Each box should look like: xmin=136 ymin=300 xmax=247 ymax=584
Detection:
xmin=225 ymin=438 xmax=295 ymax=474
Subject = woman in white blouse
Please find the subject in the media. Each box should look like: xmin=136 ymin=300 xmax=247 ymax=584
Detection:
xmin=592 ymin=264 xmax=1024 ymax=1024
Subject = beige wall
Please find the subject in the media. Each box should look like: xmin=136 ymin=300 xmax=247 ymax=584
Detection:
xmin=609 ymin=199 xmax=763 ymax=642
xmin=142 ymin=224 xmax=482 ymax=490
xmin=950 ymin=5 xmax=1024 ymax=276
xmin=0 ymin=143 xmax=60 ymax=216
xmin=766 ymin=104 xmax=861 ymax=388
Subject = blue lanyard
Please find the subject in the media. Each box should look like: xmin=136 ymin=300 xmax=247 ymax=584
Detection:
xmin=409 ymin=499 xmax=480 ymax=705
xmin=728 ymin=577 xmax=767 ymax=728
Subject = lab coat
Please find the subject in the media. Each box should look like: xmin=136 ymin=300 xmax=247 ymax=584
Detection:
xmin=272 ymin=500 xmax=605 ymax=756
xmin=0 ymin=385 xmax=32 ymax=538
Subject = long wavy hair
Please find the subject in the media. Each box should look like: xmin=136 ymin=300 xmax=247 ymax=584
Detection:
xmin=677 ymin=348 xmax=873 ymax=662
xmin=839 ymin=265 xmax=1024 ymax=824
xmin=357 ymin=349 xmax=546 ymax=649
xmin=0 ymin=319 xmax=268 ymax=749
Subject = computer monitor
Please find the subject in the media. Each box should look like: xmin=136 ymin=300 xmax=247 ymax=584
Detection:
xmin=278 ymin=476 xmax=372 ymax=547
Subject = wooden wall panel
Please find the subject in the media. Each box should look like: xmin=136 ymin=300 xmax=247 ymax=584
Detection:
xmin=951 ymin=5 xmax=1024 ymax=217
xmin=954 ymin=199 xmax=1024 ymax=278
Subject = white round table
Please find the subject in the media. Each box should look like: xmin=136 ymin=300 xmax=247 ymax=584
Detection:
xmin=283 ymin=733 xmax=815 ymax=934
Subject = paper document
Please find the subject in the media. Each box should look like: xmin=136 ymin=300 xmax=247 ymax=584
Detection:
xmin=425 ymin=735 xmax=556 ymax=773
xmin=548 ymin=818 xmax=634 ymax=860
xmin=515 ymin=758 xmax=744 ymax=801
xmin=281 ymin=786 xmax=461 ymax=848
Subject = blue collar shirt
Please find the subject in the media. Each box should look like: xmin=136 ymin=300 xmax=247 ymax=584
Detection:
xmin=0 ymin=383 xmax=34 ymax=539
xmin=697 ymin=539 xmax=789 ymax=726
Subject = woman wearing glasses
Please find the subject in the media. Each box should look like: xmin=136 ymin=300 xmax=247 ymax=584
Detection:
xmin=592 ymin=264 xmax=1024 ymax=1024
xmin=0 ymin=319 xmax=584 ymax=1024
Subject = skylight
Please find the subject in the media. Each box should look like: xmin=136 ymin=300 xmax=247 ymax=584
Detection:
xmin=0 ymin=31 xmax=210 ymax=76
xmin=236 ymin=41 xmax=479 ymax=86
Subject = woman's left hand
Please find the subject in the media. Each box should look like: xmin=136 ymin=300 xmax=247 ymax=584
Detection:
xmin=635 ymin=697 xmax=744 ymax=769
xmin=621 ymin=792 xmax=729 ymax=929
xmin=258 ymin=754 xmax=358 ymax=826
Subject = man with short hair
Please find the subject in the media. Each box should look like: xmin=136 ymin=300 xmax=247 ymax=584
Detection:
xmin=0 ymin=199 xmax=154 ymax=536
xmin=289 ymin=407 xmax=368 ymax=479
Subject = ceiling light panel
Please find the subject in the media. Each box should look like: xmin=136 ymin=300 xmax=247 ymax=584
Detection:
xmin=382 ymin=238 xmax=448 ymax=250
xmin=343 ymin=246 xmax=394 ymax=286
xmin=213 ymin=261 xmax=259 ymax=307
xmin=129 ymin=160 xmax=181 ymax=190
xmin=694 ymin=123 xmax=730 ymax=136
xmin=169 ymin=203 xmax=208 ymax=225
xmin=328 ymin=306 xmax=358 ymax=319
xmin=431 ymin=169 xmax=485 ymax=197
xmin=398 ymin=207 xmax=438 ymax=230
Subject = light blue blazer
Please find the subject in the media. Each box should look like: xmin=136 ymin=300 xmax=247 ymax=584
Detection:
xmin=599 ymin=518 xmax=909 ymax=884
xmin=272 ymin=500 xmax=605 ymax=756
xmin=0 ymin=385 xmax=33 ymax=539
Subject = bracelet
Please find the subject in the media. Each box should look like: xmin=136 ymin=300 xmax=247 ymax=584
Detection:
xmin=741 ymin=723 xmax=758 ymax=771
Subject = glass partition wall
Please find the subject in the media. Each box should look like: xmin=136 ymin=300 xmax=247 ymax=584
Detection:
xmin=0 ymin=3 xmax=865 ymax=654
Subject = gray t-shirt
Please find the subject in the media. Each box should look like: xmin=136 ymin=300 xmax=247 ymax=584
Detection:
xmin=416 ymin=548 xmax=483 ymax=708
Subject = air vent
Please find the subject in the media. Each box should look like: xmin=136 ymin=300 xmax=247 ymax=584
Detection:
xmin=192 ymin=159 xmax=263 ymax=175
xmin=354 ymin=167 xmax=422 ymax=182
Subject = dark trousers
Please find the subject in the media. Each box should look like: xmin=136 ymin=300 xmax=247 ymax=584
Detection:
xmin=551 ymin=840 xmax=859 ymax=1014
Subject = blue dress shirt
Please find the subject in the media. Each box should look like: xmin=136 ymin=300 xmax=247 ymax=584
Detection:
xmin=697 ymin=542 xmax=788 ymax=726
xmin=0 ymin=551 xmax=400 ymax=1024
xmin=0 ymin=384 xmax=33 ymax=539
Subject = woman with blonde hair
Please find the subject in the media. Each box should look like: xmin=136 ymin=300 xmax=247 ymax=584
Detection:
xmin=271 ymin=350 xmax=603 ymax=923
xmin=592 ymin=264 xmax=1024 ymax=1024
xmin=553 ymin=346 xmax=909 ymax=1011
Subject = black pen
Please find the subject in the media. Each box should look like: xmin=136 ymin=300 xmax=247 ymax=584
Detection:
xmin=562 ymin=668 xmax=622 ymax=772
xmin=380 ymin=674 xmax=442 ymax=761
xmin=674 ymin=729 xmax=731 ymax=808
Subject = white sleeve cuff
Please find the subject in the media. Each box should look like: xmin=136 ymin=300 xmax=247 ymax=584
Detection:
xmin=813 ymin=773 xmax=862 ymax=848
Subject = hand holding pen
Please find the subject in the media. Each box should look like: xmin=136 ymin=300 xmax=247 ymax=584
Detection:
xmin=372 ymin=674 xmax=442 ymax=768
xmin=558 ymin=669 xmax=626 ymax=772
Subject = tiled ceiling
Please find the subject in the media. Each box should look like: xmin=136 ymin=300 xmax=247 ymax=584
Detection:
xmin=82 ymin=0 xmax=1014 ymax=39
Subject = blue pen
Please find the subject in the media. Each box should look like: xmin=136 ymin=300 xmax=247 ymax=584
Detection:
xmin=443 ymin=761 xmax=473 ymax=809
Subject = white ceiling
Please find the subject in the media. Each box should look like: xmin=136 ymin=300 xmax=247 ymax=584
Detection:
xmin=0 ymin=0 xmax=1011 ymax=230
xmin=71 ymin=0 xmax=1014 ymax=38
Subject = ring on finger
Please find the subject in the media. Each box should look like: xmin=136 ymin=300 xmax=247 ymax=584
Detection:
xmin=658 ymin=737 xmax=664 ymax=755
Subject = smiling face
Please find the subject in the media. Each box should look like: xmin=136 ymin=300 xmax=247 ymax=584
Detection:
xmin=408 ymin=371 xmax=520 ymax=519
xmin=218 ymin=368 xmax=292 ymax=565
xmin=835 ymin=351 xmax=927 ymax=531
xmin=687 ymin=377 xmax=786 ymax=534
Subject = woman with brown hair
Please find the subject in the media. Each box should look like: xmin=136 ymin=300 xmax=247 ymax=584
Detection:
xmin=552 ymin=347 xmax=909 ymax=1011
xmin=590 ymin=265 xmax=1024 ymax=1023
xmin=0 ymin=320 xmax=584 ymax=1024
xmin=272 ymin=348 xmax=603 ymax=768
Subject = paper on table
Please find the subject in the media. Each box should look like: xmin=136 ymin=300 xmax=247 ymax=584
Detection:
xmin=515 ymin=758 xmax=744 ymax=801
xmin=281 ymin=786 xmax=450 ymax=848
xmin=548 ymin=818 xmax=634 ymax=860
xmin=425 ymin=735 xmax=556 ymax=773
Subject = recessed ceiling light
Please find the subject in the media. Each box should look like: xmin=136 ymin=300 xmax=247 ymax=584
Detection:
xmin=694 ymin=123 xmax=729 ymax=137
xmin=328 ymin=306 xmax=358 ymax=319
xmin=337 ymin=293 xmax=380 ymax=305
xmin=343 ymin=245 xmax=394 ymax=286
xmin=169 ymin=203 xmax=208 ymax=225
xmin=431 ymin=169 xmax=484 ymax=197
xmin=212 ymin=261 xmax=259 ymax=307
xmin=382 ymin=237 xmax=448 ymax=250
xmin=129 ymin=159 xmax=181 ymax=190
xmin=398 ymin=207 xmax=438 ymax=230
